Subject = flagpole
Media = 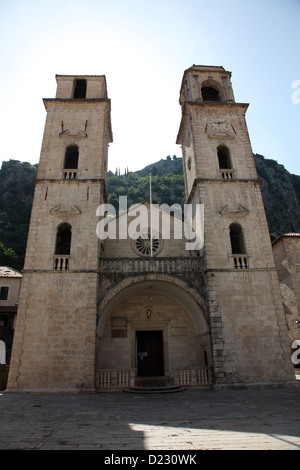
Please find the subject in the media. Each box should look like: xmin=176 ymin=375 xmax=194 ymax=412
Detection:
xmin=150 ymin=173 xmax=153 ymax=257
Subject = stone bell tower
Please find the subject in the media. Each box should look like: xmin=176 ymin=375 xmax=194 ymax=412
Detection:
xmin=177 ymin=65 xmax=295 ymax=388
xmin=7 ymin=75 xmax=112 ymax=391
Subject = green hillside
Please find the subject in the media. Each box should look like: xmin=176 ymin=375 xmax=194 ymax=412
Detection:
xmin=0 ymin=154 xmax=299 ymax=271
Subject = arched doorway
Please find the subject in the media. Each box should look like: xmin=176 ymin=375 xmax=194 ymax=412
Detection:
xmin=95 ymin=277 xmax=211 ymax=390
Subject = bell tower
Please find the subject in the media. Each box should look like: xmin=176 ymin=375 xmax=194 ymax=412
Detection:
xmin=7 ymin=75 xmax=112 ymax=391
xmin=177 ymin=65 xmax=295 ymax=388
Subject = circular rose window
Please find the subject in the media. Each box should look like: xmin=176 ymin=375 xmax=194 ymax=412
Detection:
xmin=134 ymin=233 xmax=161 ymax=256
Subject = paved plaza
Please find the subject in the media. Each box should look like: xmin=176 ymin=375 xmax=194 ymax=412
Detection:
xmin=0 ymin=386 xmax=299 ymax=450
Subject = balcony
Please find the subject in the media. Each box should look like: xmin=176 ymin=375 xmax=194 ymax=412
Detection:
xmin=99 ymin=257 xmax=204 ymax=275
xmin=63 ymin=169 xmax=77 ymax=180
xmin=231 ymin=254 xmax=249 ymax=269
xmin=54 ymin=255 xmax=70 ymax=271
xmin=220 ymin=169 xmax=234 ymax=180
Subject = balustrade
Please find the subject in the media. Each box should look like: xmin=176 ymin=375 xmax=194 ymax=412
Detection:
xmin=220 ymin=169 xmax=234 ymax=180
xmin=54 ymin=255 xmax=70 ymax=271
xmin=63 ymin=169 xmax=77 ymax=180
xmin=99 ymin=257 xmax=203 ymax=275
xmin=96 ymin=369 xmax=136 ymax=390
xmin=173 ymin=367 xmax=212 ymax=386
xmin=96 ymin=368 xmax=212 ymax=390
xmin=231 ymin=255 xmax=249 ymax=269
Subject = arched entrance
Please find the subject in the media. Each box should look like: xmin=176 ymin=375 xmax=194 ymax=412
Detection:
xmin=95 ymin=277 xmax=212 ymax=390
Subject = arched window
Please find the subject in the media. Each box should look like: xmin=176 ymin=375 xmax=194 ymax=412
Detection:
xmin=201 ymin=86 xmax=220 ymax=101
xmin=217 ymin=145 xmax=232 ymax=169
xmin=64 ymin=145 xmax=79 ymax=169
xmin=73 ymin=79 xmax=87 ymax=99
xmin=230 ymin=223 xmax=246 ymax=254
xmin=55 ymin=223 xmax=72 ymax=255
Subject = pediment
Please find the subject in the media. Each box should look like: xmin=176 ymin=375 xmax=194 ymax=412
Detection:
xmin=219 ymin=205 xmax=249 ymax=217
xmin=50 ymin=205 xmax=81 ymax=217
xmin=59 ymin=129 xmax=88 ymax=140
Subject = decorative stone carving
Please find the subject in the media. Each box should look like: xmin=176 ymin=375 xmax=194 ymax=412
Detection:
xmin=219 ymin=205 xmax=249 ymax=217
xmin=50 ymin=205 xmax=81 ymax=217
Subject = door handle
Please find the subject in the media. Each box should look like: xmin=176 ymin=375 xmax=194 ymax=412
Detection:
xmin=138 ymin=352 xmax=148 ymax=360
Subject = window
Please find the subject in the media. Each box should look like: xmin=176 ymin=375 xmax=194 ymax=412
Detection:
xmin=0 ymin=287 xmax=9 ymax=301
xmin=136 ymin=233 xmax=160 ymax=256
xmin=73 ymin=79 xmax=87 ymax=99
xmin=229 ymin=223 xmax=246 ymax=254
xmin=55 ymin=223 xmax=72 ymax=255
xmin=217 ymin=145 xmax=232 ymax=169
xmin=201 ymin=86 xmax=220 ymax=101
xmin=64 ymin=145 xmax=79 ymax=169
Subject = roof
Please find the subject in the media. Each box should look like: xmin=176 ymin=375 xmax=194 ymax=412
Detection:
xmin=0 ymin=267 xmax=22 ymax=278
xmin=272 ymin=233 xmax=300 ymax=245
xmin=55 ymin=74 xmax=106 ymax=78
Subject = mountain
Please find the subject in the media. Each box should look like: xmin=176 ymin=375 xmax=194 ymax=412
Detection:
xmin=0 ymin=155 xmax=299 ymax=270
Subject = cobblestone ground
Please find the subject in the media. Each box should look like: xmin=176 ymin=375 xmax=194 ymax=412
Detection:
xmin=0 ymin=387 xmax=299 ymax=450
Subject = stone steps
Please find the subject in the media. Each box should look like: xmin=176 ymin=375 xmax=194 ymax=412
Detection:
xmin=123 ymin=377 xmax=186 ymax=394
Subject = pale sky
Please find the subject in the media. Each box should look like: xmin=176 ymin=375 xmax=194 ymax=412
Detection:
xmin=0 ymin=0 xmax=299 ymax=175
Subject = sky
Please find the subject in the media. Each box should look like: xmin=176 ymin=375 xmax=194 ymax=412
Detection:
xmin=0 ymin=0 xmax=299 ymax=175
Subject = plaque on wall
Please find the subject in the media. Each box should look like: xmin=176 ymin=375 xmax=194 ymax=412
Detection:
xmin=111 ymin=329 xmax=127 ymax=338
xmin=111 ymin=317 xmax=127 ymax=328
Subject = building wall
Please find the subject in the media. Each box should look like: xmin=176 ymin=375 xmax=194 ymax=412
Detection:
xmin=273 ymin=235 xmax=300 ymax=342
xmin=0 ymin=277 xmax=21 ymax=308
xmin=8 ymin=271 xmax=98 ymax=391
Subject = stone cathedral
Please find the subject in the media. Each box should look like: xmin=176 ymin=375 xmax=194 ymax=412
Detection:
xmin=7 ymin=65 xmax=296 ymax=392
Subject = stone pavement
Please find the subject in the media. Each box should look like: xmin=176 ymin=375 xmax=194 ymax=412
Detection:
xmin=0 ymin=387 xmax=299 ymax=450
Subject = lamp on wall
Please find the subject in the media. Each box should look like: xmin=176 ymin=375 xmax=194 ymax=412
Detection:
xmin=147 ymin=309 xmax=152 ymax=320
xmin=296 ymin=320 xmax=300 ymax=329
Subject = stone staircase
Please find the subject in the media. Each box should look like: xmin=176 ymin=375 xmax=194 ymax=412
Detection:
xmin=123 ymin=377 xmax=186 ymax=394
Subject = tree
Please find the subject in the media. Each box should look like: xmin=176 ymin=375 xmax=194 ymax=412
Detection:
xmin=0 ymin=242 xmax=18 ymax=268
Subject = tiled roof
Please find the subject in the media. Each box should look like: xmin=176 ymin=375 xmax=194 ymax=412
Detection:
xmin=282 ymin=233 xmax=300 ymax=237
xmin=0 ymin=266 xmax=22 ymax=278
xmin=272 ymin=233 xmax=300 ymax=245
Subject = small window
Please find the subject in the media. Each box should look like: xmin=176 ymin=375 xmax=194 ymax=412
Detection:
xmin=230 ymin=223 xmax=246 ymax=254
xmin=73 ymin=79 xmax=87 ymax=99
xmin=201 ymin=86 xmax=220 ymax=101
xmin=64 ymin=145 xmax=79 ymax=169
xmin=217 ymin=146 xmax=232 ymax=169
xmin=0 ymin=287 xmax=9 ymax=301
xmin=55 ymin=223 xmax=72 ymax=255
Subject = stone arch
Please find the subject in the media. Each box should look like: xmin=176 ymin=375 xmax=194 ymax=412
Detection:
xmin=200 ymin=78 xmax=224 ymax=102
xmin=97 ymin=274 xmax=209 ymax=337
xmin=96 ymin=275 xmax=211 ymax=379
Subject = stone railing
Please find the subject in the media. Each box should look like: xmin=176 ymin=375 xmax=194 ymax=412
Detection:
xmin=231 ymin=254 xmax=249 ymax=269
xmin=99 ymin=257 xmax=203 ymax=275
xmin=220 ymin=169 xmax=234 ymax=180
xmin=96 ymin=369 xmax=136 ymax=391
xmin=173 ymin=368 xmax=212 ymax=387
xmin=63 ymin=169 xmax=77 ymax=180
xmin=53 ymin=255 xmax=70 ymax=271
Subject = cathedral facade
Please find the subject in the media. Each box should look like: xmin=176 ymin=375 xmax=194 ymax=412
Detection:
xmin=7 ymin=66 xmax=296 ymax=392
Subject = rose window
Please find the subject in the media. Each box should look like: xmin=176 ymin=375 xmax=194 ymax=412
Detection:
xmin=135 ymin=233 xmax=160 ymax=256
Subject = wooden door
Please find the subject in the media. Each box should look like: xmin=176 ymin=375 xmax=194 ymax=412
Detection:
xmin=136 ymin=331 xmax=164 ymax=376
